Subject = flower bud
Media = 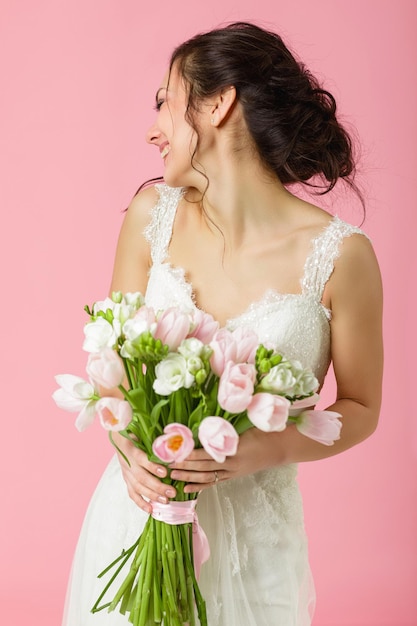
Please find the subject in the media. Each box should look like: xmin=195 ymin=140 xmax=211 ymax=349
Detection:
xmin=111 ymin=291 xmax=123 ymax=303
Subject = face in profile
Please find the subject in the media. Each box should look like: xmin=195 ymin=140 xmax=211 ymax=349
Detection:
xmin=146 ymin=67 xmax=202 ymax=188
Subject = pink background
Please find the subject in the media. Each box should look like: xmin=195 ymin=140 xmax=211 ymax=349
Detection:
xmin=1 ymin=1 xmax=416 ymax=625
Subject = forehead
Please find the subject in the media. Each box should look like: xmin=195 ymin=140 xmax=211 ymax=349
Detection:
xmin=157 ymin=65 xmax=185 ymax=94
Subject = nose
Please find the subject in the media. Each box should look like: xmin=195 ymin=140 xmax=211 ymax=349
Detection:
xmin=146 ymin=122 xmax=161 ymax=145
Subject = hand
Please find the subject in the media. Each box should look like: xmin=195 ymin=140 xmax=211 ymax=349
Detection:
xmin=170 ymin=428 xmax=281 ymax=494
xmin=114 ymin=434 xmax=177 ymax=514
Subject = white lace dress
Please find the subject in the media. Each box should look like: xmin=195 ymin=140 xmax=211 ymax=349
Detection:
xmin=63 ymin=184 xmax=365 ymax=626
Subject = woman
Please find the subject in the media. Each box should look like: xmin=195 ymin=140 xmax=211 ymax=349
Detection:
xmin=63 ymin=22 xmax=383 ymax=626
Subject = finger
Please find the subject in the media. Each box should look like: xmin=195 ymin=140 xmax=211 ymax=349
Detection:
xmin=183 ymin=480 xmax=219 ymax=494
xmin=184 ymin=449 xmax=213 ymax=461
xmin=119 ymin=447 xmax=168 ymax=479
xmin=170 ymin=468 xmax=220 ymax=484
xmin=121 ymin=465 xmax=176 ymax=507
xmin=171 ymin=460 xmax=219 ymax=473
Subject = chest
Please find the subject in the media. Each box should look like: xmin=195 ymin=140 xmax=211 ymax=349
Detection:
xmin=145 ymin=262 xmax=332 ymax=384
xmin=168 ymin=226 xmax=312 ymax=326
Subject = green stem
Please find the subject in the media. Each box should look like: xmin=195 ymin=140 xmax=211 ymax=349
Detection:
xmin=180 ymin=525 xmax=208 ymax=626
xmin=137 ymin=519 xmax=155 ymax=626
xmin=131 ymin=530 xmax=150 ymax=625
xmin=106 ymin=524 xmax=150 ymax=613
xmin=91 ymin=540 xmax=139 ymax=613
xmin=186 ymin=574 xmax=197 ymax=626
xmin=123 ymin=359 xmax=135 ymax=390
xmin=172 ymin=524 xmax=189 ymax=615
xmin=161 ymin=526 xmax=179 ymax=618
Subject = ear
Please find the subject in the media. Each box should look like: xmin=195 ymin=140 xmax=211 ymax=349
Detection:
xmin=210 ymin=86 xmax=237 ymax=127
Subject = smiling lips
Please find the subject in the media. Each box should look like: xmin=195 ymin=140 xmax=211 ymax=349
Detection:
xmin=160 ymin=143 xmax=170 ymax=159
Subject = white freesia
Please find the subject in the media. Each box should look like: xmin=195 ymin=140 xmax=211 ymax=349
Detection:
xmin=123 ymin=316 xmax=156 ymax=342
xmin=52 ymin=374 xmax=98 ymax=431
xmin=113 ymin=303 xmax=137 ymax=326
xmin=153 ymin=353 xmax=194 ymax=395
xmin=289 ymin=361 xmax=319 ymax=396
xmin=178 ymin=337 xmax=205 ymax=358
xmin=178 ymin=338 xmax=207 ymax=374
xmin=123 ymin=292 xmax=145 ymax=308
xmin=92 ymin=293 xmax=143 ymax=326
xmin=185 ymin=355 xmax=204 ymax=375
xmin=259 ymin=362 xmax=297 ymax=394
xmin=92 ymin=297 xmax=118 ymax=315
xmin=83 ymin=317 xmax=120 ymax=353
xmin=120 ymin=340 xmax=139 ymax=359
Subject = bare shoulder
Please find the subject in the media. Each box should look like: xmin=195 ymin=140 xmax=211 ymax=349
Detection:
xmin=328 ymin=230 xmax=383 ymax=313
xmin=116 ymin=185 xmax=161 ymax=253
xmin=110 ymin=185 xmax=160 ymax=294
xmin=123 ymin=185 xmax=161 ymax=230
xmin=336 ymin=230 xmax=380 ymax=279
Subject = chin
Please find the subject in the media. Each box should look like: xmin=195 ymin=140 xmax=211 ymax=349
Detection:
xmin=162 ymin=169 xmax=191 ymax=189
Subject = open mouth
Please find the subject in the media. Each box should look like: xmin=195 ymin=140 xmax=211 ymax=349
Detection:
xmin=160 ymin=144 xmax=171 ymax=159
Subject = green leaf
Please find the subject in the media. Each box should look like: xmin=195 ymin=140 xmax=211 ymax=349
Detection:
xmin=188 ymin=404 xmax=204 ymax=431
xmin=150 ymin=398 xmax=170 ymax=429
xmin=127 ymin=386 xmax=147 ymax=412
xmin=233 ymin=414 xmax=254 ymax=435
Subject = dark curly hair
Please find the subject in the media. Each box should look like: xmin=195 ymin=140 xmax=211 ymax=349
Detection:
xmin=169 ymin=21 xmax=359 ymax=196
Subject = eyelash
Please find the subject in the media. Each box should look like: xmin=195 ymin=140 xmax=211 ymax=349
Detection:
xmin=154 ymin=99 xmax=165 ymax=111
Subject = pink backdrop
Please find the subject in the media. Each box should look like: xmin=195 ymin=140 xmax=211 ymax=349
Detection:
xmin=1 ymin=1 xmax=416 ymax=625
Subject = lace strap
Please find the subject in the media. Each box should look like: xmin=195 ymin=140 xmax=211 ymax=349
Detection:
xmin=301 ymin=216 xmax=368 ymax=300
xmin=143 ymin=184 xmax=184 ymax=263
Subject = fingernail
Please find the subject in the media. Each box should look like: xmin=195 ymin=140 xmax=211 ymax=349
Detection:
xmin=158 ymin=496 xmax=168 ymax=504
xmin=165 ymin=488 xmax=175 ymax=498
xmin=156 ymin=467 xmax=166 ymax=477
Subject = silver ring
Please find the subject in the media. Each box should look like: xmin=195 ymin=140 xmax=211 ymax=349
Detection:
xmin=214 ymin=470 xmax=219 ymax=484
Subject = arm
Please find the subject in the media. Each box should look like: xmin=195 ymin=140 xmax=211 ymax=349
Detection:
xmin=107 ymin=186 xmax=178 ymax=513
xmin=171 ymin=234 xmax=383 ymax=491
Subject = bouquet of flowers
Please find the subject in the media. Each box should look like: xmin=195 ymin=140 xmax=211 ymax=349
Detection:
xmin=53 ymin=291 xmax=342 ymax=626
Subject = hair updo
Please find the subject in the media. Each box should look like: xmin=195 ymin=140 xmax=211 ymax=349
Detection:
xmin=170 ymin=21 xmax=358 ymax=195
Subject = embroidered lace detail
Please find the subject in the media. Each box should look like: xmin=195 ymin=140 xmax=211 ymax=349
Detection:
xmin=223 ymin=496 xmax=246 ymax=576
xmin=143 ymin=184 xmax=184 ymax=263
xmin=301 ymin=216 xmax=367 ymax=300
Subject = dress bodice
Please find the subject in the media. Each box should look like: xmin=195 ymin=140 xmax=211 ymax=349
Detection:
xmin=144 ymin=183 xmax=366 ymax=386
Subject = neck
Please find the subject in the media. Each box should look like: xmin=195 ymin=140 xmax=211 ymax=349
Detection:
xmin=187 ymin=153 xmax=294 ymax=248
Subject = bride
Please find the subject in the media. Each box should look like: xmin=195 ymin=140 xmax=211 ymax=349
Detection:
xmin=63 ymin=21 xmax=383 ymax=626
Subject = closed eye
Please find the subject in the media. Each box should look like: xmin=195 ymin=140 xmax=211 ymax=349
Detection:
xmin=154 ymin=99 xmax=165 ymax=111
xmin=154 ymin=87 xmax=167 ymax=112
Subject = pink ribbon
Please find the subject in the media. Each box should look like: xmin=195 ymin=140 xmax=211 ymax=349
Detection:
xmin=151 ymin=500 xmax=210 ymax=579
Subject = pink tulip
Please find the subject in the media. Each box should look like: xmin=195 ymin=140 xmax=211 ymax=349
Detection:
xmin=95 ymin=397 xmax=132 ymax=431
xmin=86 ymin=348 xmax=125 ymax=389
xmin=189 ymin=309 xmax=219 ymax=343
xmin=247 ymin=392 xmax=290 ymax=432
xmin=288 ymin=393 xmax=320 ymax=416
xmin=154 ymin=308 xmax=191 ymax=350
xmin=152 ymin=423 xmax=195 ymax=463
xmin=198 ymin=416 xmax=239 ymax=463
xmin=295 ymin=410 xmax=342 ymax=445
xmin=209 ymin=329 xmax=238 ymax=376
xmin=218 ymin=362 xmax=256 ymax=413
xmin=232 ymin=326 xmax=259 ymax=364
